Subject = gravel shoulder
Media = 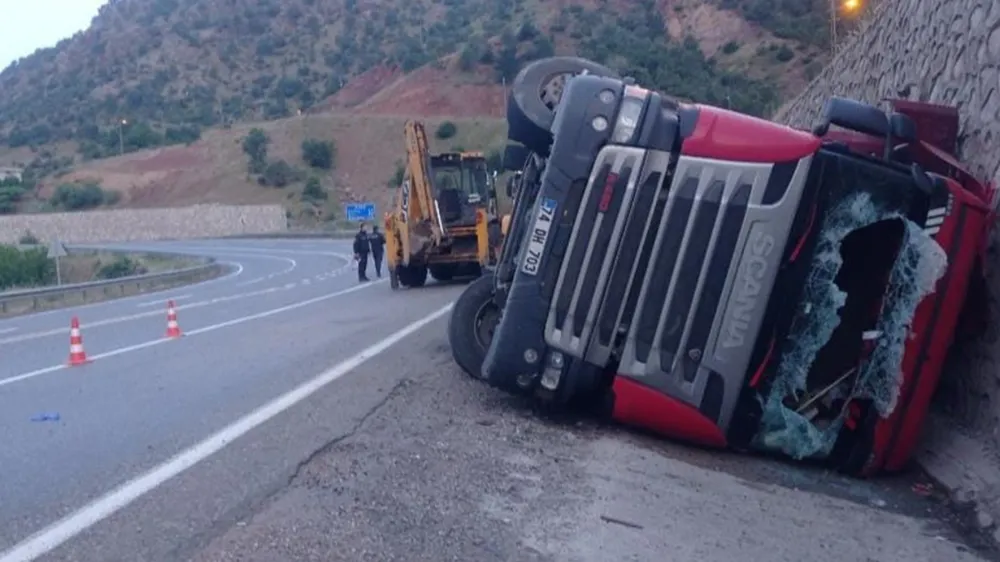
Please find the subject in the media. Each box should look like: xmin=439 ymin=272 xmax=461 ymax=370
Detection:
xmin=190 ymin=324 xmax=998 ymax=562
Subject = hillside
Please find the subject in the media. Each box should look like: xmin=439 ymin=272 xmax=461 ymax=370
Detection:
xmin=0 ymin=0 xmax=847 ymax=224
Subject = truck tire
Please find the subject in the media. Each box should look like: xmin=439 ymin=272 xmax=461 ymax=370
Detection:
xmin=398 ymin=265 xmax=427 ymax=287
xmin=429 ymin=264 xmax=455 ymax=282
xmin=448 ymin=272 xmax=499 ymax=380
xmin=508 ymin=56 xmax=619 ymax=155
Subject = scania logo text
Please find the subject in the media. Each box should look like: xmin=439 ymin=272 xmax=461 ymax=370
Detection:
xmin=721 ymin=231 xmax=775 ymax=349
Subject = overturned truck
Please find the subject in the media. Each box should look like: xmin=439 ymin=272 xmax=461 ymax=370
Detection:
xmin=448 ymin=56 xmax=997 ymax=477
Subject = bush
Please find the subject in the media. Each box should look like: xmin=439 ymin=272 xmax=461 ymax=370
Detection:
xmin=103 ymin=189 xmax=122 ymax=205
xmin=260 ymin=159 xmax=298 ymax=187
xmin=96 ymin=255 xmax=146 ymax=280
xmin=387 ymin=162 xmax=405 ymax=188
xmin=0 ymin=245 xmax=55 ymax=289
xmin=242 ymin=128 xmax=270 ymax=173
xmin=301 ymin=138 xmax=335 ymax=169
xmin=435 ymin=121 xmax=457 ymax=140
xmin=302 ymin=176 xmax=327 ymax=200
xmin=50 ymin=183 xmax=112 ymax=210
xmin=775 ymin=45 xmax=795 ymax=62
xmin=18 ymin=231 xmax=39 ymax=245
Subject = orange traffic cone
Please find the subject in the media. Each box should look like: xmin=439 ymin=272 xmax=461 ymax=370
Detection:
xmin=67 ymin=316 xmax=90 ymax=366
xmin=165 ymin=300 xmax=183 ymax=338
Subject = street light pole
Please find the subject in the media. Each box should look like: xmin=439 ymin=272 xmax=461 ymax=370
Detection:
xmin=118 ymin=119 xmax=127 ymax=155
xmin=830 ymin=0 xmax=838 ymax=56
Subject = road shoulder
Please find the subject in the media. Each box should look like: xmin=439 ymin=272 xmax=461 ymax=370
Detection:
xmin=190 ymin=329 xmax=995 ymax=562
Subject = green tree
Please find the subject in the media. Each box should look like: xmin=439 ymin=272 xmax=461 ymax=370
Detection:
xmin=0 ymin=246 xmax=55 ymax=289
xmin=260 ymin=159 xmax=296 ymax=187
xmin=301 ymin=139 xmax=335 ymax=169
xmin=435 ymin=121 xmax=457 ymax=140
xmin=242 ymin=128 xmax=270 ymax=173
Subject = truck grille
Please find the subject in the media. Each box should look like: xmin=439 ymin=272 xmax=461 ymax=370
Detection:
xmin=546 ymin=149 xmax=812 ymax=432
xmin=544 ymin=145 xmax=654 ymax=355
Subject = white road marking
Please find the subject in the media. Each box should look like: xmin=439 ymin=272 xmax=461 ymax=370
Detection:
xmin=136 ymin=295 xmax=192 ymax=308
xmin=0 ymin=260 xmax=354 ymax=347
xmin=0 ymin=327 xmax=17 ymax=334
xmin=0 ymin=279 xmax=389 ymax=389
xmin=168 ymin=245 xmax=345 ymax=257
xmin=0 ymin=300 xmax=452 ymax=562
xmin=230 ymin=254 xmax=298 ymax=287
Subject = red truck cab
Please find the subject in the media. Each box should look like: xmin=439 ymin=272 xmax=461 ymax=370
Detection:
xmin=472 ymin=57 xmax=995 ymax=476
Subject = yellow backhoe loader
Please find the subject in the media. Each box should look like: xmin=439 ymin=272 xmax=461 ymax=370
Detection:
xmin=383 ymin=120 xmax=504 ymax=289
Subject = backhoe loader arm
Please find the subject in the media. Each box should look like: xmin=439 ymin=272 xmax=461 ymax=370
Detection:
xmin=403 ymin=120 xmax=443 ymax=243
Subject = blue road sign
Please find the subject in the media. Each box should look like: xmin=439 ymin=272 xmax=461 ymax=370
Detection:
xmin=345 ymin=202 xmax=376 ymax=222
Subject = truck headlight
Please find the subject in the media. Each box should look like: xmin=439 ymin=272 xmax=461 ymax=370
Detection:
xmin=611 ymin=85 xmax=650 ymax=144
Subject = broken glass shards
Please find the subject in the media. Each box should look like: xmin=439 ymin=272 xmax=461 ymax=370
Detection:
xmin=753 ymin=192 xmax=948 ymax=460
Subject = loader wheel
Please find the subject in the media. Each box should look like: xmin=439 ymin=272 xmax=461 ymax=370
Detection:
xmin=398 ymin=265 xmax=428 ymax=287
xmin=448 ymin=272 xmax=499 ymax=380
xmin=508 ymin=56 xmax=619 ymax=155
xmin=429 ymin=264 xmax=456 ymax=282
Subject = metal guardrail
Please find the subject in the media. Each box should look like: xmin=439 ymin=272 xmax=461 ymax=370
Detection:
xmin=0 ymin=252 xmax=230 ymax=317
xmin=218 ymin=230 xmax=356 ymax=240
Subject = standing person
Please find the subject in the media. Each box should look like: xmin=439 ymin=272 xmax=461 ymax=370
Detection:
xmin=353 ymin=223 xmax=371 ymax=282
xmin=368 ymin=225 xmax=386 ymax=278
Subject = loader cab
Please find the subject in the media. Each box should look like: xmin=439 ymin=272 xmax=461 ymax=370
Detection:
xmin=430 ymin=152 xmax=493 ymax=226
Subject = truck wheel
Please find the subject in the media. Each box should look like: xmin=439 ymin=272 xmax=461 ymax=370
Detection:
xmin=429 ymin=264 xmax=455 ymax=282
xmin=398 ymin=265 xmax=428 ymax=287
xmin=448 ymin=272 xmax=499 ymax=380
xmin=508 ymin=56 xmax=619 ymax=155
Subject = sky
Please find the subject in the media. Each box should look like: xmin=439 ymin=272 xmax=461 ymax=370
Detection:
xmin=2 ymin=0 xmax=108 ymax=68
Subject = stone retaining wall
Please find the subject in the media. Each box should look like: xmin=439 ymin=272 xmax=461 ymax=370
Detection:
xmin=775 ymin=0 xmax=1000 ymax=186
xmin=0 ymin=204 xmax=287 ymax=244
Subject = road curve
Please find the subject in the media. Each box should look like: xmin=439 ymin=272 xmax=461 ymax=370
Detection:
xmin=0 ymin=237 xmax=464 ymax=560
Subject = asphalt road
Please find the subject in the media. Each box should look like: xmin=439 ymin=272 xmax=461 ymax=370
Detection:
xmin=0 ymin=238 xmax=994 ymax=561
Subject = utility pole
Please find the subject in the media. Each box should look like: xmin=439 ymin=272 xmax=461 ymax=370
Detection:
xmin=118 ymin=119 xmax=127 ymax=155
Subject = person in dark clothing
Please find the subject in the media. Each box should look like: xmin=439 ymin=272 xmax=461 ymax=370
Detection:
xmin=368 ymin=225 xmax=386 ymax=278
xmin=353 ymin=224 xmax=371 ymax=282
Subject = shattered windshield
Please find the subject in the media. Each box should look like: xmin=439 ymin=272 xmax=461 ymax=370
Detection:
xmin=754 ymin=191 xmax=948 ymax=459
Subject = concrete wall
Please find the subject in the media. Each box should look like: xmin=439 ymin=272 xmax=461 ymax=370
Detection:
xmin=774 ymin=0 xmax=1000 ymax=444
xmin=0 ymin=204 xmax=288 ymax=244
xmin=0 ymin=167 xmax=22 ymax=182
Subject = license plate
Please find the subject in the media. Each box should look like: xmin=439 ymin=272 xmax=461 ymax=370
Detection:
xmin=521 ymin=197 xmax=557 ymax=275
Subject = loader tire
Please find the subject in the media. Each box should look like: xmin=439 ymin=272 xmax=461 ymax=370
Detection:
xmin=508 ymin=56 xmax=619 ymax=155
xmin=448 ymin=272 xmax=499 ymax=381
xmin=398 ymin=265 xmax=427 ymax=288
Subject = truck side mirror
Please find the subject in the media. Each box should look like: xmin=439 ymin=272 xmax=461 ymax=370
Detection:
xmin=505 ymin=174 xmax=520 ymax=198
xmin=502 ymin=143 xmax=530 ymax=171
